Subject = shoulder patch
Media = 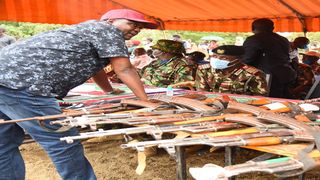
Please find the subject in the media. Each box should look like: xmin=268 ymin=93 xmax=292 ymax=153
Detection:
xmin=243 ymin=65 xmax=260 ymax=75
xmin=198 ymin=63 xmax=211 ymax=70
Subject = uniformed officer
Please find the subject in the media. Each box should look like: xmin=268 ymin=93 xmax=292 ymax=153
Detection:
xmin=301 ymin=51 xmax=320 ymax=77
xmin=195 ymin=45 xmax=268 ymax=96
xmin=288 ymin=63 xmax=315 ymax=99
xmin=140 ymin=39 xmax=194 ymax=87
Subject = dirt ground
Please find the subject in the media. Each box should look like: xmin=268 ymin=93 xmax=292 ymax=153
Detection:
xmin=20 ymin=137 xmax=320 ymax=180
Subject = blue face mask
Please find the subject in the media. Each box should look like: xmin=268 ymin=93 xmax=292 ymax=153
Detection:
xmin=209 ymin=58 xmax=230 ymax=69
xmin=303 ymin=59 xmax=314 ymax=65
xmin=298 ymin=44 xmax=308 ymax=49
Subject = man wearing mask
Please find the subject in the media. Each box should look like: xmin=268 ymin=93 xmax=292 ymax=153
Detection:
xmin=0 ymin=9 xmax=157 ymax=180
xmin=140 ymin=39 xmax=194 ymax=87
xmin=289 ymin=37 xmax=310 ymax=70
xmin=301 ymin=51 xmax=320 ymax=79
xmin=243 ymin=18 xmax=297 ymax=98
xmin=195 ymin=45 xmax=268 ymax=96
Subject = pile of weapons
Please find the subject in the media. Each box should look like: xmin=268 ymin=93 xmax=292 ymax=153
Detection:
xmin=2 ymin=94 xmax=319 ymax=179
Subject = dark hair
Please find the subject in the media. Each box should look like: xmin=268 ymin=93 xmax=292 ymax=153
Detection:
xmin=252 ymin=18 xmax=274 ymax=32
xmin=172 ymin=34 xmax=181 ymax=39
xmin=293 ymin=37 xmax=310 ymax=46
xmin=187 ymin=51 xmax=206 ymax=62
xmin=133 ymin=48 xmax=147 ymax=56
xmin=146 ymin=49 xmax=154 ymax=58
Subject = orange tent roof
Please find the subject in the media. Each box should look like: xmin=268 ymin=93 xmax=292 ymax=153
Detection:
xmin=0 ymin=0 xmax=320 ymax=32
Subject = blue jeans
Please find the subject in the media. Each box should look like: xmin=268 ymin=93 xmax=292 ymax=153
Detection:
xmin=0 ymin=86 xmax=96 ymax=180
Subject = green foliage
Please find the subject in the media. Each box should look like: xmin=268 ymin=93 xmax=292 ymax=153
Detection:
xmin=1 ymin=21 xmax=320 ymax=46
xmin=0 ymin=21 xmax=64 ymax=39
xmin=133 ymin=29 xmax=253 ymax=45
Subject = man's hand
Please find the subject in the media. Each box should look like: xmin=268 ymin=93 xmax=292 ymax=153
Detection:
xmin=106 ymin=88 xmax=125 ymax=95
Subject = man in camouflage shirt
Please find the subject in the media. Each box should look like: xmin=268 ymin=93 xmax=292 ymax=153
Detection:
xmin=0 ymin=9 xmax=157 ymax=180
xmin=140 ymin=39 xmax=194 ymax=87
xmin=288 ymin=63 xmax=315 ymax=99
xmin=195 ymin=45 xmax=268 ymax=96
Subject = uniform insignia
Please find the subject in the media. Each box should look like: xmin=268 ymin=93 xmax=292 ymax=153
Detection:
xmin=243 ymin=65 xmax=259 ymax=74
xmin=198 ymin=63 xmax=211 ymax=70
xmin=234 ymin=68 xmax=243 ymax=76
xmin=217 ymin=49 xmax=225 ymax=54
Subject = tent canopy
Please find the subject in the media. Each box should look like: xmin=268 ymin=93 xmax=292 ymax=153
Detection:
xmin=1 ymin=0 xmax=319 ymax=32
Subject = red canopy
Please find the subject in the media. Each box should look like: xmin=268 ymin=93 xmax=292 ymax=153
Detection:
xmin=1 ymin=0 xmax=319 ymax=32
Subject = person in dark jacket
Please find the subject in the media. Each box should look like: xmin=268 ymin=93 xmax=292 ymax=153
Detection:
xmin=242 ymin=18 xmax=297 ymax=98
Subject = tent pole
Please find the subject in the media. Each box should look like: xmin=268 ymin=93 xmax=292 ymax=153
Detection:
xmin=277 ymin=0 xmax=307 ymax=35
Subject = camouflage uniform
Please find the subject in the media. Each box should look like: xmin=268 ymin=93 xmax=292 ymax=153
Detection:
xmin=140 ymin=39 xmax=194 ymax=87
xmin=288 ymin=63 xmax=315 ymax=99
xmin=311 ymin=63 xmax=320 ymax=76
xmin=140 ymin=56 xmax=194 ymax=87
xmin=195 ymin=63 xmax=268 ymax=96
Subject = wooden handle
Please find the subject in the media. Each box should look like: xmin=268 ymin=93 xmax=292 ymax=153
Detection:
xmin=245 ymin=137 xmax=282 ymax=146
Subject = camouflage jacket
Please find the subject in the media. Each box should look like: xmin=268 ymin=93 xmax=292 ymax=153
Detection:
xmin=195 ymin=63 xmax=268 ymax=96
xmin=140 ymin=57 xmax=194 ymax=87
xmin=288 ymin=63 xmax=315 ymax=99
xmin=311 ymin=63 xmax=320 ymax=76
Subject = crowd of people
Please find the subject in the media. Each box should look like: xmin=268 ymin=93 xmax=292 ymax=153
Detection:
xmin=109 ymin=18 xmax=319 ymax=99
xmin=0 ymin=8 xmax=319 ymax=179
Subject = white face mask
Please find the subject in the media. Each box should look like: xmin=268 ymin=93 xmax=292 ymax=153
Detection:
xmin=152 ymin=49 xmax=163 ymax=58
xmin=209 ymin=57 xmax=230 ymax=69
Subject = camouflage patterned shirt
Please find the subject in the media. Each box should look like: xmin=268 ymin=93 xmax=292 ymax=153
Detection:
xmin=195 ymin=63 xmax=268 ymax=96
xmin=140 ymin=57 xmax=194 ymax=87
xmin=0 ymin=20 xmax=128 ymax=98
xmin=288 ymin=63 xmax=315 ymax=99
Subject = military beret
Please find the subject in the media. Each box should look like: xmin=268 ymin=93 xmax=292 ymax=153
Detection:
xmin=212 ymin=45 xmax=245 ymax=56
xmin=151 ymin=39 xmax=186 ymax=55
xmin=186 ymin=51 xmax=206 ymax=59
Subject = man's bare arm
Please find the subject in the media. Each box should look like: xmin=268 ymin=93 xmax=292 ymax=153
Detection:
xmin=92 ymin=69 xmax=114 ymax=92
xmin=111 ymin=57 xmax=148 ymax=100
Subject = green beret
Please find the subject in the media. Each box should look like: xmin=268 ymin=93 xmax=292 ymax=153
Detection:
xmin=151 ymin=39 xmax=186 ymax=55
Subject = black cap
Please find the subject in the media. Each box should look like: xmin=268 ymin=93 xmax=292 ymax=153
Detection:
xmin=212 ymin=45 xmax=245 ymax=56
xmin=187 ymin=51 xmax=206 ymax=59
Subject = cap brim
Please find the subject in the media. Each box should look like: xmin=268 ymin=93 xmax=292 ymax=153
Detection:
xmin=129 ymin=18 xmax=158 ymax=29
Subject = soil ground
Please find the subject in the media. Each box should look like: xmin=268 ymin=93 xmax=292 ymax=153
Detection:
xmin=21 ymin=138 xmax=320 ymax=180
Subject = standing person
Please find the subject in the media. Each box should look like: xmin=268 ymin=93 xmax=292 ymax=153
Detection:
xmin=0 ymin=27 xmax=16 ymax=48
xmin=242 ymin=18 xmax=297 ymax=98
xmin=0 ymin=9 xmax=157 ymax=180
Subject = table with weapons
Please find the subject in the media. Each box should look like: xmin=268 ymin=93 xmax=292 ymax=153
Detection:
xmin=3 ymin=83 xmax=319 ymax=180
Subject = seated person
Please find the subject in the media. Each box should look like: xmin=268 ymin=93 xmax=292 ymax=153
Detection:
xmin=185 ymin=51 xmax=208 ymax=79
xmin=131 ymin=47 xmax=153 ymax=71
xmin=301 ymin=51 xmax=320 ymax=78
xmin=140 ymin=39 xmax=194 ymax=87
xmin=288 ymin=63 xmax=315 ymax=99
xmin=289 ymin=37 xmax=310 ymax=69
xmin=195 ymin=45 xmax=268 ymax=96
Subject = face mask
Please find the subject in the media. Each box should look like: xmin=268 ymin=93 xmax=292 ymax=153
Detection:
xmin=303 ymin=59 xmax=314 ymax=65
xmin=298 ymin=44 xmax=308 ymax=49
xmin=209 ymin=57 xmax=230 ymax=69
